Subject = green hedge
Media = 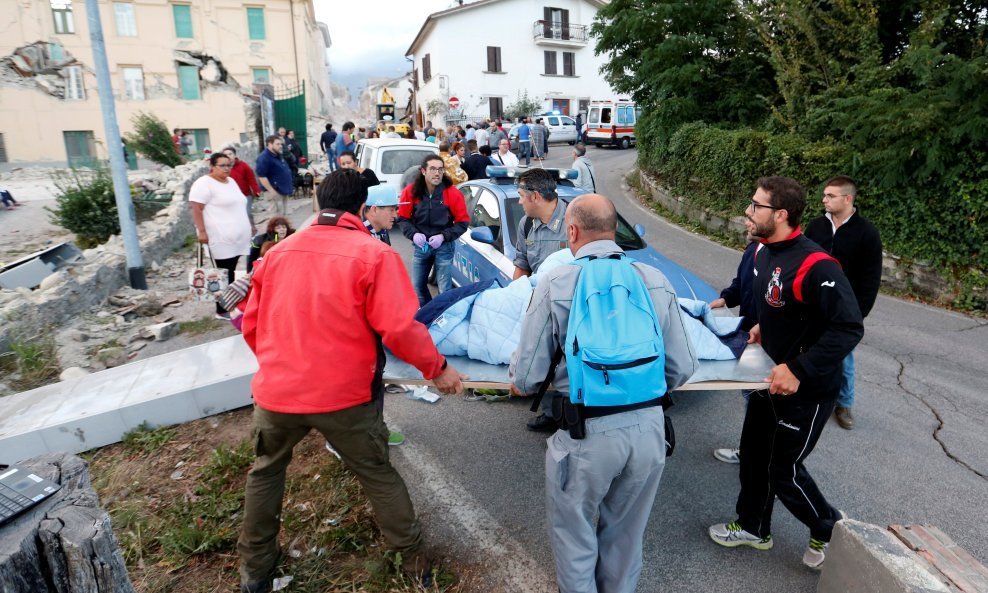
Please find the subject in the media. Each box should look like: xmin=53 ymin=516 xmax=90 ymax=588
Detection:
xmin=638 ymin=116 xmax=987 ymax=281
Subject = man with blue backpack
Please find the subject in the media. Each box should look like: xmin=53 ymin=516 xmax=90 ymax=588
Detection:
xmin=509 ymin=194 xmax=699 ymax=593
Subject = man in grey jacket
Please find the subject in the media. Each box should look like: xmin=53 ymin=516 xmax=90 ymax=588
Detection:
xmin=571 ymin=143 xmax=596 ymax=193
xmin=509 ymin=194 xmax=698 ymax=593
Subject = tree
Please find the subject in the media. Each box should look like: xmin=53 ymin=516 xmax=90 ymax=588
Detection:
xmin=125 ymin=112 xmax=182 ymax=167
xmin=46 ymin=168 xmax=121 ymax=248
xmin=591 ymin=0 xmax=776 ymax=146
xmin=504 ymin=90 xmax=542 ymax=121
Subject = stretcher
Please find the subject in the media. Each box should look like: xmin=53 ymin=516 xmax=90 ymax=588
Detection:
xmin=383 ymin=343 xmax=774 ymax=392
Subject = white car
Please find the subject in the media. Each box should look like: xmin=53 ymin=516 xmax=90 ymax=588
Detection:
xmin=353 ymin=138 xmax=439 ymax=187
xmin=540 ymin=113 xmax=579 ymax=144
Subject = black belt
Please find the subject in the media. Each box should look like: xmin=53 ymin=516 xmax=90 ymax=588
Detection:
xmin=581 ymin=397 xmax=665 ymax=419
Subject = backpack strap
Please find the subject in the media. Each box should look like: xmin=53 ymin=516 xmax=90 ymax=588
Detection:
xmin=530 ymin=345 xmax=564 ymax=412
xmin=793 ymin=252 xmax=839 ymax=303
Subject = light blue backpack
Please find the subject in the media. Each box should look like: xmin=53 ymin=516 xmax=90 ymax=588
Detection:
xmin=565 ymin=254 xmax=667 ymax=406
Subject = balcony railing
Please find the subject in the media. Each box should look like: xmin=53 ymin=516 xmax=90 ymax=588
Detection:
xmin=532 ymin=20 xmax=588 ymax=44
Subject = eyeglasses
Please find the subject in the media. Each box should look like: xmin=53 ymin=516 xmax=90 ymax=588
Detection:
xmin=822 ymin=193 xmax=847 ymax=200
xmin=425 ymin=166 xmax=444 ymax=173
xmin=749 ymin=199 xmax=781 ymax=211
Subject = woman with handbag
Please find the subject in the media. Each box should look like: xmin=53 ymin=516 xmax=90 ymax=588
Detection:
xmin=190 ymin=152 xmax=252 ymax=319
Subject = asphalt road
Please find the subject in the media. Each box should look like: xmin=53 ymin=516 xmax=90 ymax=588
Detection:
xmin=375 ymin=146 xmax=988 ymax=592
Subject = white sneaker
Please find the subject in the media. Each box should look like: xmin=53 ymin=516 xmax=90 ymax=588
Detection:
xmin=803 ymin=538 xmax=828 ymax=568
xmin=709 ymin=521 xmax=773 ymax=550
xmin=713 ymin=447 xmax=741 ymax=464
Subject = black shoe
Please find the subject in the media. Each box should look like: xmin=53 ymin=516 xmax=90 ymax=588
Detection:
xmin=527 ymin=413 xmax=556 ymax=432
xmin=402 ymin=554 xmax=433 ymax=587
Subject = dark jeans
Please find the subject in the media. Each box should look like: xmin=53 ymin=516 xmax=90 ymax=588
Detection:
xmin=237 ymin=404 xmax=425 ymax=586
xmin=213 ymin=256 xmax=239 ymax=314
xmin=736 ymin=391 xmax=841 ymax=541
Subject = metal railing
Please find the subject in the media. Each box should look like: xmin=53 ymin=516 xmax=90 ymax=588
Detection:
xmin=532 ymin=20 xmax=588 ymax=43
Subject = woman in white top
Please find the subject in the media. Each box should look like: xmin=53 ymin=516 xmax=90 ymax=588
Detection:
xmin=190 ymin=152 xmax=252 ymax=318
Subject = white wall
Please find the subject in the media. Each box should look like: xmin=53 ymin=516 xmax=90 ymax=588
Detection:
xmin=412 ymin=0 xmax=614 ymax=121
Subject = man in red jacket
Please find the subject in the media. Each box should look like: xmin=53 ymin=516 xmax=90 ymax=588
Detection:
xmin=223 ymin=146 xmax=261 ymax=233
xmin=237 ymin=168 xmax=464 ymax=593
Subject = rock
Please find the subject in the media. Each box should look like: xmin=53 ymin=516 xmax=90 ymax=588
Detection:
xmin=96 ymin=311 xmax=111 ymax=318
xmin=67 ymin=330 xmax=89 ymax=342
xmin=150 ymin=261 xmax=161 ymax=272
xmin=59 ymin=367 xmax=90 ymax=381
xmin=95 ymin=347 xmax=127 ymax=368
xmin=146 ymin=321 xmax=179 ymax=342
xmin=126 ymin=341 xmax=147 ymax=353
xmin=38 ymin=272 xmax=65 ymax=292
xmin=133 ymin=298 xmax=163 ymax=317
xmin=15 ymin=287 xmax=32 ymax=297
xmin=107 ymin=295 xmax=132 ymax=307
xmin=152 ymin=312 xmax=174 ymax=323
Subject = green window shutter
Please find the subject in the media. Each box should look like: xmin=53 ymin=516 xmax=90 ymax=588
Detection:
xmin=173 ymin=4 xmax=192 ymax=38
xmin=178 ymin=65 xmax=200 ymax=100
xmin=247 ymin=7 xmax=265 ymax=40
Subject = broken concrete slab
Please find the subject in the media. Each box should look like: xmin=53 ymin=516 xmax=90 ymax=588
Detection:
xmin=146 ymin=321 xmax=179 ymax=342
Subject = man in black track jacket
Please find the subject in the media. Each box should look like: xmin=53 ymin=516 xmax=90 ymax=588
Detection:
xmin=804 ymin=175 xmax=882 ymax=430
xmin=708 ymin=176 xmax=863 ymax=570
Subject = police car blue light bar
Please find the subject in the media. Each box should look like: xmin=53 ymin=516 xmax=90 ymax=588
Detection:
xmin=485 ymin=166 xmax=578 ymax=180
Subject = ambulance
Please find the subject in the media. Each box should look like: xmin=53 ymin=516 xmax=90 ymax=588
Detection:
xmin=585 ymin=99 xmax=641 ymax=149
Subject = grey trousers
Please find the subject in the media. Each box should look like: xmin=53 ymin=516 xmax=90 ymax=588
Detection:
xmin=545 ymin=406 xmax=666 ymax=593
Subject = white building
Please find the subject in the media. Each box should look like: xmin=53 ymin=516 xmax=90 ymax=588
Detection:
xmin=405 ymin=0 xmax=613 ymax=124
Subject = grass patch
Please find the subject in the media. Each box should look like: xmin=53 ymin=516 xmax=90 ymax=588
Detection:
xmin=122 ymin=422 xmax=178 ymax=455
xmin=0 ymin=331 xmax=62 ymax=392
xmin=89 ymin=410 xmax=469 ymax=593
xmin=181 ymin=234 xmax=198 ymax=250
xmin=178 ymin=316 xmax=221 ymax=335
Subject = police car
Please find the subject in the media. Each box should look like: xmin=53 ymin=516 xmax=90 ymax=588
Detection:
xmin=451 ymin=166 xmax=719 ymax=301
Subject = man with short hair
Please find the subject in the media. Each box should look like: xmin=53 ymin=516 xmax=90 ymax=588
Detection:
xmin=384 ymin=125 xmax=402 ymax=139
xmin=475 ymin=122 xmax=490 ymax=149
xmin=335 ymin=121 xmax=357 ymax=167
xmin=517 ymin=117 xmax=532 ymax=166
xmin=804 ymin=175 xmax=882 ymax=430
xmin=363 ymin=184 xmax=400 ymax=245
xmin=571 ymin=143 xmax=596 ymax=193
xmin=462 ymin=139 xmax=490 ymax=180
xmin=237 ymin=168 xmax=464 ymax=593
xmin=254 ymin=135 xmax=294 ymax=215
xmin=492 ymin=138 xmax=519 ymax=167
xmin=338 ymin=150 xmax=380 ymax=188
xmin=464 ymin=124 xmax=476 ymax=142
xmin=709 ymin=176 xmax=863 ymax=570
xmin=223 ymin=146 xmax=261 ymax=233
xmin=513 ymin=167 xmax=570 ymax=433
xmin=319 ymin=123 xmax=338 ymax=171
xmin=397 ymin=154 xmax=470 ymax=305
xmin=487 ymin=121 xmax=507 ymax=151
xmin=531 ymin=118 xmax=548 ymax=160
xmin=510 ymin=193 xmax=698 ymax=593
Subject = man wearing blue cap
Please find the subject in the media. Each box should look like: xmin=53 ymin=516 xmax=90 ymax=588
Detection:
xmin=363 ymin=185 xmax=401 ymax=245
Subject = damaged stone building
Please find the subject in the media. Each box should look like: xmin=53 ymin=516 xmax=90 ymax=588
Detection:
xmin=0 ymin=0 xmax=332 ymax=165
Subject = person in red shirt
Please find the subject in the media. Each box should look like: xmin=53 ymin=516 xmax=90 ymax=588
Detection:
xmin=223 ymin=146 xmax=261 ymax=233
xmin=237 ymin=168 xmax=464 ymax=593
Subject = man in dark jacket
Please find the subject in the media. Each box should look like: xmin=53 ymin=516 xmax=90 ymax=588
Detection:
xmin=255 ymin=135 xmax=294 ymax=215
xmin=804 ymin=175 xmax=882 ymax=430
xmin=397 ymin=154 xmax=470 ymax=305
xmin=709 ymin=176 xmax=863 ymax=571
xmin=320 ymin=123 xmax=338 ymax=171
xmin=461 ymin=140 xmax=490 ymax=180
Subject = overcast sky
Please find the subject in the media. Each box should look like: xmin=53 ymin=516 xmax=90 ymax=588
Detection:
xmin=314 ymin=0 xmax=455 ymax=99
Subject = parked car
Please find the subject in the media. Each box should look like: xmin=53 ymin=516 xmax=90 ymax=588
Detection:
xmin=586 ymin=99 xmax=641 ymax=149
xmin=451 ymin=166 xmax=719 ymax=302
xmin=353 ymin=138 xmax=439 ymax=187
xmin=505 ymin=114 xmax=580 ymax=154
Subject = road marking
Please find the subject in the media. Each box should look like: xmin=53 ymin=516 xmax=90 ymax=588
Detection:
xmin=386 ymin=417 xmax=554 ymax=593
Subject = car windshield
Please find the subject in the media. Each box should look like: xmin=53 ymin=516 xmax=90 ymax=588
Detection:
xmin=503 ymin=198 xmax=646 ymax=252
xmin=380 ymin=149 xmax=434 ymax=174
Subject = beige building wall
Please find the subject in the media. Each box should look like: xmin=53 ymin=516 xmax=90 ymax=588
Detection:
xmin=0 ymin=0 xmax=330 ymax=164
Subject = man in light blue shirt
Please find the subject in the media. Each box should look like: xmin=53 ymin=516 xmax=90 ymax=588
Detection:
xmin=517 ymin=117 xmax=531 ymax=166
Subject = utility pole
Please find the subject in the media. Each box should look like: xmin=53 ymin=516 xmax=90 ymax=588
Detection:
xmin=85 ymin=0 xmax=147 ymax=289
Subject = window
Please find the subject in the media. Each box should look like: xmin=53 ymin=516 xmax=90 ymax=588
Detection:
xmin=172 ymin=4 xmax=193 ymax=38
xmin=473 ymin=189 xmax=504 ymax=249
xmin=489 ymin=97 xmax=503 ymax=119
xmin=422 ymin=54 xmax=431 ymax=82
xmin=412 ymin=68 xmax=419 ymax=91
xmin=48 ymin=42 xmax=64 ymax=61
xmin=63 ymin=131 xmax=96 ymax=168
xmin=542 ymin=6 xmax=570 ymax=40
xmin=51 ymin=1 xmax=74 ymax=34
xmin=563 ymin=52 xmax=575 ymax=76
xmin=0 ymin=133 xmax=7 ymax=163
xmin=381 ymin=149 xmax=435 ymax=175
xmin=178 ymin=65 xmax=200 ymax=100
xmin=486 ymin=46 xmax=502 ymax=73
xmin=246 ymin=7 xmax=265 ymax=40
xmin=544 ymin=51 xmax=557 ymax=75
xmin=252 ymin=67 xmax=271 ymax=83
xmin=64 ymin=66 xmax=85 ymax=100
xmin=187 ymin=129 xmax=210 ymax=155
xmin=114 ymin=3 xmax=137 ymax=37
xmin=122 ymin=67 xmax=144 ymax=100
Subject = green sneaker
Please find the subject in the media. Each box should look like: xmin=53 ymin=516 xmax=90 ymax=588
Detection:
xmin=803 ymin=537 xmax=828 ymax=568
xmin=388 ymin=431 xmax=406 ymax=446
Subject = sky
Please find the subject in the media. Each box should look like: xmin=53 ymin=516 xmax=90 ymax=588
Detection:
xmin=314 ymin=0 xmax=455 ymax=102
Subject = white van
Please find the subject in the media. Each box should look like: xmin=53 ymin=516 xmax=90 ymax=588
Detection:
xmin=540 ymin=113 xmax=579 ymax=144
xmin=353 ymin=138 xmax=439 ymax=187
xmin=585 ymin=99 xmax=641 ymax=149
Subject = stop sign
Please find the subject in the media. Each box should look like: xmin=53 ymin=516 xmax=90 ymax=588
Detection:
xmin=448 ymin=96 xmax=460 ymax=109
